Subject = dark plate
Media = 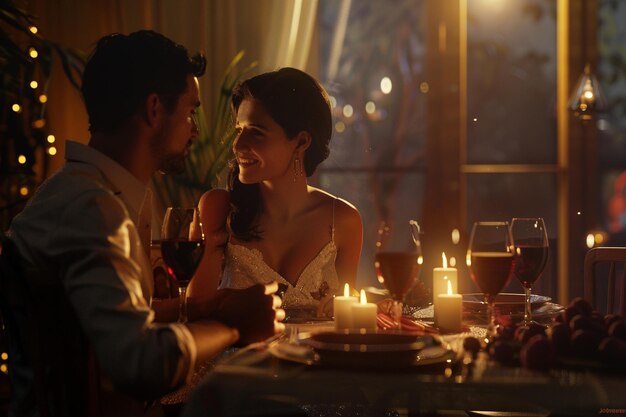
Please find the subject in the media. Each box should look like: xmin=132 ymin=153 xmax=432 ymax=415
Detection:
xmin=463 ymin=293 xmax=551 ymax=313
xmin=269 ymin=331 xmax=455 ymax=370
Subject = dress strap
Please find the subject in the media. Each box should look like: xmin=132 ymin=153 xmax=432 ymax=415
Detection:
xmin=331 ymin=198 xmax=337 ymax=242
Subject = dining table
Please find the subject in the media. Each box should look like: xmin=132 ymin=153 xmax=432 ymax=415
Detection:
xmin=180 ymin=302 xmax=626 ymax=417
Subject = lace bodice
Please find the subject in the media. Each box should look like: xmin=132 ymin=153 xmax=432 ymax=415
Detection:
xmin=219 ymin=199 xmax=339 ymax=308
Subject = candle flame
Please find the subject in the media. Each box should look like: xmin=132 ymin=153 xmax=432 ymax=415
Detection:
xmin=360 ymin=289 xmax=367 ymax=304
xmin=447 ymin=279 xmax=453 ymax=295
xmin=344 ymin=283 xmax=350 ymax=297
xmin=442 ymin=252 xmax=448 ymax=269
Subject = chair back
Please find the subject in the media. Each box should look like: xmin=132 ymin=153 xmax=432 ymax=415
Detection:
xmin=0 ymin=237 xmax=102 ymax=417
xmin=584 ymin=246 xmax=626 ymax=316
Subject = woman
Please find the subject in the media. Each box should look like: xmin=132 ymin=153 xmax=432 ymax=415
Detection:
xmin=188 ymin=67 xmax=362 ymax=317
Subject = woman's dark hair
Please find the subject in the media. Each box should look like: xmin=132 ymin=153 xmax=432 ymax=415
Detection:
xmin=228 ymin=67 xmax=332 ymax=241
xmin=81 ymin=30 xmax=206 ymax=134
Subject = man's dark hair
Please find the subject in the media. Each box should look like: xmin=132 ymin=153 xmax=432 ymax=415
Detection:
xmin=81 ymin=30 xmax=206 ymax=134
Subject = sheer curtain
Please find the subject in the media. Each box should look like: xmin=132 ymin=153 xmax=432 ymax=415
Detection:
xmin=28 ymin=0 xmax=319 ymax=173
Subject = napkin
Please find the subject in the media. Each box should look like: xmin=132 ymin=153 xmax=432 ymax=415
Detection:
xmin=376 ymin=313 xmax=439 ymax=334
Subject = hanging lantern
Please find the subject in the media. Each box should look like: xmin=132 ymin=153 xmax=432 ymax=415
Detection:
xmin=568 ymin=64 xmax=608 ymax=121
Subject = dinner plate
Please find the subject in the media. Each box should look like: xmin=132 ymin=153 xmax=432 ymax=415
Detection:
xmin=463 ymin=293 xmax=551 ymax=313
xmin=269 ymin=331 xmax=456 ymax=370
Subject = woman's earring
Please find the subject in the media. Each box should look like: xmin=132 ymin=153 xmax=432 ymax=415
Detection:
xmin=293 ymin=157 xmax=304 ymax=182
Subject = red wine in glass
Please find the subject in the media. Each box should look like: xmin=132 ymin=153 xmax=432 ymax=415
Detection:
xmin=161 ymin=207 xmax=205 ymax=323
xmin=375 ymin=220 xmax=423 ymax=330
xmin=375 ymin=251 xmax=422 ymax=301
xmin=511 ymin=218 xmax=549 ymax=327
xmin=161 ymin=239 xmax=205 ymax=288
xmin=467 ymin=221 xmax=515 ymax=338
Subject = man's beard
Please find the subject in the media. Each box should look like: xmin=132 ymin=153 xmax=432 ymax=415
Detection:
xmin=158 ymin=153 xmax=187 ymax=175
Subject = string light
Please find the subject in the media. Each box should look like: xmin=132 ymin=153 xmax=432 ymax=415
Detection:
xmin=29 ymin=26 xmax=38 ymax=34
xmin=39 ymin=94 xmax=48 ymax=103
xmin=18 ymin=155 xmax=26 ymax=164
xmin=48 ymin=146 xmax=57 ymax=156
xmin=342 ymin=104 xmax=353 ymax=118
xmin=47 ymin=134 xmax=56 ymax=143
xmin=30 ymin=80 xmax=38 ymax=89
xmin=380 ymin=77 xmax=392 ymax=94
xmin=12 ymin=104 xmax=21 ymax=113
xmin=33 ymin=119 xmax=46 ymax=128
xmin=365 ymin=101 xmax=376 ymax=114
xmin=28 ymin=47 xmax=38 ymax=59
xmin=0 ymin=352 xmax=7 ymax=360
xmin=19 ymin=186 xmax=29 ymax=196
xmin=0 ymin=364 xmax=7 ymax=374
xmin=335 ymin=121 xmax=346 ymax=133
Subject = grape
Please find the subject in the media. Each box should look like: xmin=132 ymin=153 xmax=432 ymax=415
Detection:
xmin=497 ymin=325 xmax=516 ymax=341
xmin=515 ymin=323 xmax=546 ymax=344
xmin=569 ymin=297 xmax=592 ymax=317
xmin=605 ymin=314 xmax=623 ymax=329
xmin=550 ymin=322 xmax=570 ymax=355
xmin=488 ymin=340 xmax=515 ymax=365
xmin=463 ymin=337 xmax=481 ymax=357
xmin=570 ymin=329 xmax=602 ymax=358
xmin=563 ymin=306 xmax=581 ymax=324
xmin=520 ymin=334 xmax=554 ymax=372
xmin=608 ymin=320 xmax=626 ymax=342
xmin=569 ymin=314 xmax=606 ymax=336
xmin=598 ymin=337 xmax=626 ymax=364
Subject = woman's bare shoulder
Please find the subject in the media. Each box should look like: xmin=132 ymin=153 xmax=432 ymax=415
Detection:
xmin=309 ymin=187 xmax=361 ymax=225
xmin=198 ymin=188 xmax=231 ymax=231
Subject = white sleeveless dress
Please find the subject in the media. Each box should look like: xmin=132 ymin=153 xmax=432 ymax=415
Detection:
xmin=219 ymin=199 xmax=339 ymax=308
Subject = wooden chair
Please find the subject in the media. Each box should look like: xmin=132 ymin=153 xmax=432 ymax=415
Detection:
xmin=584 ymin=246 xmax=626 ymax=316
xmin=0 ymin=237 xmax=102 ymax=417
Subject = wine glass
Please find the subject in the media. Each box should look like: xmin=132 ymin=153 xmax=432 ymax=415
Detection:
xmin=374 ymin=219 xmax=423 ymax=330
xmin=467 ymin=221 xmax=515 ymax=338
xmin=510 ymin=218 xmax=549 ymax=327
xmin=161 ymin=207 xmax=205 ymax=323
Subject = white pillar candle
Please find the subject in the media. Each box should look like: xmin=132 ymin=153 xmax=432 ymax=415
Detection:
xmin=351 ymin=290 xmax=378 ymax=332
xmin=433 ymin=252 xmax=458 ymax=321
xmin=436 ymin=280 xmax=462 ymax=333
xmin=334 ymin=283 xmax=357 ymax=331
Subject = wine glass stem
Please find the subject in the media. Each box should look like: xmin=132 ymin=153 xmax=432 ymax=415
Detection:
xmin=179 ymin=285 xmax=188 ymax=324
xmin=392 ymin=300 xmax=402 ymax=330
xmin=486 ymin=300 xmax=496 ymax=339
xmin=523 ymin=286 xmax=532 ymax=327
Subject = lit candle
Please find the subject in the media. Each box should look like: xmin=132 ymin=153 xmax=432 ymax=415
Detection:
xmin=433 ymin=252 xmax=458 ymax=322
xmin=333 ymin=283 xmax=357 ymax=330
xmin=351 ymin=290 xmax=378 ymax=332
xmin=436 ymin=280 xmax=462 ymax=333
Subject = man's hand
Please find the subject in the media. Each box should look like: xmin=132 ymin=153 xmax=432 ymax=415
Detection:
xmin=211 ymin=282 xmax=285 ymax=345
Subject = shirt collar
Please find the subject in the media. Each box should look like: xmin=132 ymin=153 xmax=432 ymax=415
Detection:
xmin=65 ymin=140 xmax=149 ymax=221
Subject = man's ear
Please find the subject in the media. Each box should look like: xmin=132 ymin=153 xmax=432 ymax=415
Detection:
xmin=295 ymin=131 xmax=312 ymax=152
xmin=144 ymin=93 xmax=162 ymax=127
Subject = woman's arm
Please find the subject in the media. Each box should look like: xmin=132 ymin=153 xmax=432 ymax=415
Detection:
xmin=334 ymin=199 xmax=363 ymax=291
xmin=187 ymin=188 xmax=231 ymax=305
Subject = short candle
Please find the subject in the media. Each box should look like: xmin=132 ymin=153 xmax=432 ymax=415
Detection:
xmin=433 ymin=252 xmax=458 ymax=323
xmin=351 ymin=289 xmax=378 ymax=332
xmin=333 ymin=283 xmax=357 ymax=330
xmin=436 ymin=280 xmax=462 ymax=333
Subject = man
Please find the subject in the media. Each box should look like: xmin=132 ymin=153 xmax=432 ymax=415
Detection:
xmin=4 ymin=30 xmax=283 ymax=416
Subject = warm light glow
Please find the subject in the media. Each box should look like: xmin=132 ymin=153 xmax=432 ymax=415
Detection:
xmin=47 ymin=134 xmax=55 ymax=143
xmin=0 ymin=352 xmax=7 ymax=360
xmin=19 ymin=186 xmax=29 ymax=196
xmin=595 ymin=233 xmax=605 ymax=245
xmin=0 ymin=364 xmax=7 ymax=374
xmin=360 ymin=289 xmax=367 ymax=304
xmin=30 ymin=80 xmax=38 ymax=89
xmin=466 ymin=251 xmax=472 ymax=266
xmin=451 ymin=228 xmax=460 ymax=244
xmin=380 ymin=77 xmax=392 ymax=94
xmin=12 ymin=104 xmax=21 ymax=113
xmin=329 ymin=96 xmax=337 ymax=108
xmin=343 ymin=283 xmax=350 ymax=298
xmin=18 ymin=155 xmax=26 ymax=164
xmin=473 ymin=118 xmax=478 ymax=122
xmin=342 ymin=104 xmax=353 ymax=118
xmin=335 ymin=121 xmax=345 ymax=133
xmin=48 ymin=146 xmax=57 ymax=156
xmin=417 ymin=255 xmax=423 ymax=265
xmin=446 ymin=278 xmax=453 ymax=295
xmin=365 ymin=101 xmax=376 ymax=114
xmin=577 ymin=211 xmax=582 ymax=216
xmin=39 ymin=94 xmax=48 ymax=103
xmin=442 ymin=252 xmax=448 ymax=269
xmin=33 ymin=119 xmax=45 ymax=128
xmin=419 ymin=82 xmax=429 ymax=93
xmin=29 ymin=47 xmax=38 ymax=58
xmin=450 ymin=257 xmax=457 ymax=267
xmin=29 ymin=26 xmax=38 ymax=34
xmin=583 ymin=90 xmax=594 ymax=100
xmin=586 ymin=234 xmax=595 ymax=249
